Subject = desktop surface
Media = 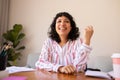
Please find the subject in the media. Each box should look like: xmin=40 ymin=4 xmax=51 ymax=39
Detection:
xmin=9 ymin=70 xmax=108 ymax=80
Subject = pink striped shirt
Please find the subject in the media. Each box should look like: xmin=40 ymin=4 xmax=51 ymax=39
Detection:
xmin=35 ymin=37 xmax=92 ymax=72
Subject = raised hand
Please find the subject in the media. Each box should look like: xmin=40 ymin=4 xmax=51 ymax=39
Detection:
xmin=83 ymin=25 xmax=94 ymax=45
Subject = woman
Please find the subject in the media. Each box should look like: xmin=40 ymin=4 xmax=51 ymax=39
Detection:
xmin=35 ymin=12 xmax=94 ymax=74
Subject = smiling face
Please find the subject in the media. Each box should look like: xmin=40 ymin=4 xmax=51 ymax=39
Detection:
xmin=55 ymin=16 xmax=72 ymax=37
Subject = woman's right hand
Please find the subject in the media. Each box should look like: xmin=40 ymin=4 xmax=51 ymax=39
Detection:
xmin=58 ymin=65 xmax=76 ymax=74
xmin=83 ymin=25 xmax=94 ymax=45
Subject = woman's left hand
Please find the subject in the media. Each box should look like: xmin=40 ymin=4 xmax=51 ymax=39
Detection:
xmin=83 ymin=25 xmax=94 ymax=45
xmin=58 ymin=65 xmax=76 ymax=74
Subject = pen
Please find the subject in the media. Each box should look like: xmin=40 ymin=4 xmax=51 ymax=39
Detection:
xmin=0 ymin=42 xmax=12 ymax=57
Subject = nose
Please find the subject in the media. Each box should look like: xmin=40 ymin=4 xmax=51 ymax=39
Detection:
xmin=60 ymin=21 xmax=65 ymax=26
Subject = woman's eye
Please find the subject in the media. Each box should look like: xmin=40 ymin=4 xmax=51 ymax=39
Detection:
xmin=65 ymin=20 xmax=70 ymax=23
xmin=56 ymin=20 xmax=61 ymax=23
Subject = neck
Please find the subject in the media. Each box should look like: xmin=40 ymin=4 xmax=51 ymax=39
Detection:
xmin=59 ymin=36 xmax=68 ymax=47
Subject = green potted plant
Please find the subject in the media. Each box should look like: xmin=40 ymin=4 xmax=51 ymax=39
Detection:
xmin=2 ymin=24 xmax=25 ymax=66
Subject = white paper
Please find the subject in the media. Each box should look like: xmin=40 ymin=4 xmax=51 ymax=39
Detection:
xmin=85 ymin=70 xmax=112 ymax=80
xmin=6 ymin=66 xmax=35 ymax=74
xmin=108 ymin=71 xmax=114 ymax=78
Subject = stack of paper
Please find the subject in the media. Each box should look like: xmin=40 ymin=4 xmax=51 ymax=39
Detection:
xmin=85 ymin=70 xmax=113 ymax=80
xmin=6 ymin=66 xmax=35 ymax=74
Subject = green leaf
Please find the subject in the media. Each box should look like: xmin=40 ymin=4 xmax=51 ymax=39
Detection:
xmin=13 ymin=41 xmax=20 ymax=48
xmin=12 ymin=52 xmax=21 ymax=60
xmin=11 ymin=31 xmax=18 ymax=41
xmin=17 ymin=33 xmax=25 ymax=41
xmin=13 ymin=24 xmax=22 ymax=32
xmin=2 ymin=33 xmax=8 ymax=40
xmin=16 ymin=46 xmax=25 ymax=50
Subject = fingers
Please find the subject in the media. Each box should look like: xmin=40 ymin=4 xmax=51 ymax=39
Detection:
xmin=85 ymin=25 xmax=93 ymax=29
xmin=84 ymin=25 xmax=94 ymax=34
xmin=83 ymin=25 xmax=94 ymax=45
xmin=63 ymin=66 xmax=75 ymax=74
xmin=59 ymin=65 xmax=76 ymax=74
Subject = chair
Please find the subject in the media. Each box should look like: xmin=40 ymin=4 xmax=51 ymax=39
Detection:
xmin=87 ymin=55 xmax=113 ymax=72
xmin=26 ymin=53 xmax=40 ymax=69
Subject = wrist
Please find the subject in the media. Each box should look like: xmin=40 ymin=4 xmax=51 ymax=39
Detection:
xmin=58 ymin=66 xmax=63 ymax=73
xmin=83 ymin=40 xmax=90 ymax=45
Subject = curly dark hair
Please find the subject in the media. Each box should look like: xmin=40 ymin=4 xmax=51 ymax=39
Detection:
xmin=48 ymin=12 xmax=80 ymax=43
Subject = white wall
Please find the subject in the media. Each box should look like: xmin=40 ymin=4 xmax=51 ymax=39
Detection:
xmin=9 ymin=0 xmax=120 ymax=72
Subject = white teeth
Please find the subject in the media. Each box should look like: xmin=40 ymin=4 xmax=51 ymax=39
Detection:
xmin=60 ymin=28 xmax=66 ymax=30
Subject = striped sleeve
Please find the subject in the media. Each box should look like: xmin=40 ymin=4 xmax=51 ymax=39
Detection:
xmin=73 ymin=38 xmax=92 ymax=72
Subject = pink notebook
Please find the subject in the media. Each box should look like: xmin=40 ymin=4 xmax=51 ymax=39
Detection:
xmin=2 ymin=76 xmax=27 ymax=80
